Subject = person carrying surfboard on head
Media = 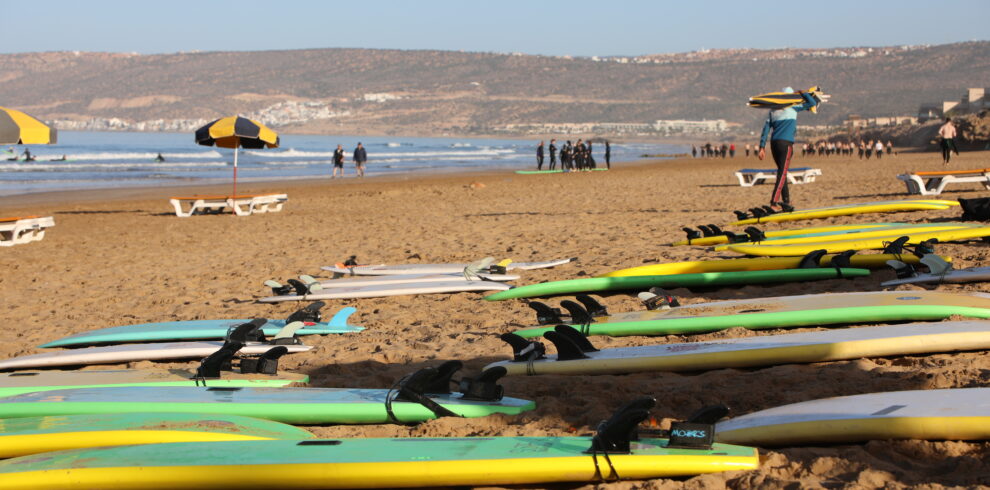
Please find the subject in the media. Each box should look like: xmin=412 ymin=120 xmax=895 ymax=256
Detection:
xmin=757 ymin=86 xmax=820 ymax=210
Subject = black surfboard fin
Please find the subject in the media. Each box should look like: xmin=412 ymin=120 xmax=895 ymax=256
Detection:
xmin=831 ymin=250 xmax=856 ymax=269
xmin=698 ymin=225 xmax=714 ymax=237
xmin=665 ymin=404 xmax=728 ymax=450
xmin=194 ymin=339 xmax=244 ymax=380
xmin=760 ymin=205 xmax=776 ymax=215
xmin=499 ymin=332 xmax=546 ymax=362
xmin=457 ymin=366 xmax=506 ymax=402
xmin=239 ymin=345 xmax=288 ymax=375
xmin=286 ymin=278 xmax=312 ymax=296
xmin=559 ymin=300 xmax=593 ymax=325
xmin=779 ymin=203 xmax=795 ymax=213
xmin=527 ymin=301 xmax=564 ymax=325
xmin=575 ymin=294 xmax=608 ymax=317
xmin=342 ymin=255 xmax=359 ymax=266
xmin=743 ymin=226 xmax=766 ymax=242
xmin=266 ymin=280 xmax=294 ymax=296
xmin=706 ymin=224 xmax=723 ymax=236
xmin=915 ymin=239 xmax=938 ymax=257
xmin=553 ymin=325 xmax=599 ymax=353
xmin=733 ymin=210 xmax=750 ymax=220
xmin=887 ymin=259 xmax=917 ymax=279
xmin=687 ymin=404 xmax=730 ymax=424
xmin=749 ymin=207 xmax=767 ymax=218
xmin=386 ymin=366 xmax=459 ymax=421
xmin=286 ymin=301 xmax=324 ymax=324
xmin=723 ymin=231 xmax=746 ymax=243
xmin=226 ymin=319 xmax=267 ymax=343
xmin=586 ymin=397 xmax=656 ymax=455
xmin=544 ymin=330 xmax=589 ymax=361
xmin=682 ymin=227 xmax=701 ymax=243
xmin=419 ymin=360 xmax=462 ymax=394
xmin=798 ymin=249 xmax=828 ymax=269
xmin=882 ymin=236 xmax=911 ymax=255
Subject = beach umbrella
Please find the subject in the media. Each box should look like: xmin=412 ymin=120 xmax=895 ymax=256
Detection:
xmin=0 ymin=107 xmax=57 ymax=145
xmin=194 ymin=116 xmax=279 ymax=197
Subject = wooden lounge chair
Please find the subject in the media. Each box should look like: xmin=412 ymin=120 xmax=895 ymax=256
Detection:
xmin=0 ymin=216 xmax=54 ymax=246
xmin=169 ymin=194 xmax=288 ymax=217
xmin=734 ymin=167 xmax=822 ymax=187
xmin=897 ymin=168 xmax=990 ymax=196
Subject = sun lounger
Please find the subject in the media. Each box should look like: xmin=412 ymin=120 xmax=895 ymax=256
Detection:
xmin=897 ymin=168 xmax=990 ymax=196
xmin=734 ymin=167 xmax=822 ymax=187
xmin=0 ymin=216 xmax=54 ymax=246
xmin=169 ymin=194 xmax=288 ymax=217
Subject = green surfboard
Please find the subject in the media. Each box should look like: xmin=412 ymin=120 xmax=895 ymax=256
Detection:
xmin=511 ymin=290 xmax=990 ymax=338
xmin=0 ymin=385 xmax=535 ymax=424
xmin=515 ymin=168 xmax=608 ymax=174
xmin=0 ymin=412 xmax=314 ymax=458
xmin=484 ymin=268 xmax=870 ymax=301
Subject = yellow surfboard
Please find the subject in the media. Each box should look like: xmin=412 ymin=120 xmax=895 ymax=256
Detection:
xmin=730 ymin=200 xmax=959 ymax=225
xmin=711 ymin=223 xmax=978 ymax=251
xmin=728 ymin=226 xmax=990 ymax=256
xmin=598 ymin=253 xmax=945 ymax=277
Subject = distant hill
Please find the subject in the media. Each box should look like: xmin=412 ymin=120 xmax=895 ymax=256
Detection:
xmin=1 ymin=42 xmax=988 ymax=136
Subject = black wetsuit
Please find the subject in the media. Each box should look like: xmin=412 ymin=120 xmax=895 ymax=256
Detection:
xmin=548 ymin=143 xmax=557 ymax=170
xmin=604 ymin=142 xmax=611 ymax=168
xmin=536 ymin=144 xmax=544 ymax=170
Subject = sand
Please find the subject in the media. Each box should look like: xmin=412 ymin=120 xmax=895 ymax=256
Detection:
xmin=2 ymin=150 xmax=990 ymax=488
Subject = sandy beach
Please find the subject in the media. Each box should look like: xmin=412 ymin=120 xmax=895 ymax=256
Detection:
xmin=2 ymin=149 xmax=990 ymax=488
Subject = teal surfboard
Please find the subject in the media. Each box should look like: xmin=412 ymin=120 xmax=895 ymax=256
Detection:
xmin=39 ymin=307 xmax=361 ymax=348
xmin=0 ymin=369 xmax=309 ymax=398
xmin=484 ymin=268 xmax=870 ymax=301
xmin=0 ymin=385 xmax=535 ymax=424
xmin=0 ymin=436 xmax=757 ymax=488
xmin=512 ymin=290 xmax=990 ymax=338
xmin=0 ymin=412 xmax=314 ymax=458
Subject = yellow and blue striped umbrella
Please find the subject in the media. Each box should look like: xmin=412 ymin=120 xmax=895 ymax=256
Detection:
xmin=0 ymin=107 xmax=57 ymax=145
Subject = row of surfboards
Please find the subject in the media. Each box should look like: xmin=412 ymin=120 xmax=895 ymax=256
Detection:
xmin=2 ymin=197 xmax=988 ymax=487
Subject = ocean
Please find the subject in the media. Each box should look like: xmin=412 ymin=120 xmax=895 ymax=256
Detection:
xmin=0 ymin=131 xmax=686 ymax=196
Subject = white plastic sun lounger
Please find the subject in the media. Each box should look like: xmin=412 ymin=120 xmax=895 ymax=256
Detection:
xmin=897 ymin=169 xmax=990 ymax=196
xmin=0 ymin=215 xmax=55 ymax=246
xmin=169 ymin=194 xmax=288 ymax=217
xmin=734 ymin=167 xmax=822 ymax=187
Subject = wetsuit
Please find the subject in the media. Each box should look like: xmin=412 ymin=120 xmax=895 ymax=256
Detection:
xmin=604 ymin=142 xmax=611 ymax=168
xmin=548 ymin=142 xmax=557 ymax=170
xmin=333 ymin=148 xmax=345 ymax=167
xmin=536 ymin=144 xmax=544 ymax=170
xmin=759 ymin=92 xmax=818 ymax=206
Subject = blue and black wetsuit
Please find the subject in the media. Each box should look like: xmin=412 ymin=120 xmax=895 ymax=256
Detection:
xmin=759 ymin=92 xmax=818 ymax=206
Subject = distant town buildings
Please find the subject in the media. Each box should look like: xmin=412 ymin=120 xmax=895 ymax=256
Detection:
xmin=844 ymin=114 xmax=918 ymax=129
xmin=498 ymin=119 xmax=728 ymax=135
xmin=918 ymin=88 xmax=989 ymax=122
xmin=361 ymin=93 xmax=401 ymax=103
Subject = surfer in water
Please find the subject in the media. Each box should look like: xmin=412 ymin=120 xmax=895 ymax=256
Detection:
xmin=155 ymin=153 xmax=165 ymax=162
xmin=758 ymin=87 xmax=819 ymax=210
xmin=21 ymin=148 xmax=34 ymax=162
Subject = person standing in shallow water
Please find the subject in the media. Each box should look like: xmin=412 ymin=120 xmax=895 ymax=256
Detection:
xmin=352 ymin=142 xmax=367 ymax=177
xmin=548 ymin=139 xmax=557 ymax=170
xmin=536 ymin=141 xmax=545 ymax=170
xmin=604 ymin=140 xmax=611 ymax=169
xmin=332 ymin=144 xmax=345 ymax=178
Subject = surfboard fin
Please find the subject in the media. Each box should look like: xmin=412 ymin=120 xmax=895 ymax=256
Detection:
xmin=798 ymin=250 xmax=828 ymax=269
xmin=386 ymin=366 xmax=461 ymax=421
xmin=458 ymin=366 xmax=506 ymax=402
xmin=831 ymin=250 xmax=857 ymax=269
xmin=682 ymin=227 xmax=701 ymax=243
xmin=733 ymin=210 xmax=750 ymax=220
xmin=499 ymin=332 xmax=546 ymax=362
xmin=265 ymin=280 xmax=294 ymax=296
xmin=586 ymin=397 xmax=656 ymax=455
xmin=886 ymin=260 xmax=916 ymax=279
xmin=575 ymin=294 xmax=608 ymax=317
xmin=421 ymin=360 xmax=462 ymax=394
xmin=743 ymin=227 xmax=766 ymax=242
xmin=551 ymin=325 xmax=599 ymax=354
xmin=528 ymin=301 xmax=564 ymax=325
xmin=920 ymin=254 xmax=953 ymax=276
xmin=193 ymin=339 xmax=244 ymax=381
xmin=239 ymin=346 xmax=288 ymax=375
xmin=226 ymin=319 xmax=267 ymax=343
xmin=270 ymin=321 xmax=304 ymax=345
xmin=698 ymin=225 xmax=714 ymax=237
xmin=665 ymin=404 xmax=728 ymax=450
xmin=286 ymin=302 xmax=325 ymax=324
xmin=560 ymin=300 xmax=594 ymax=325
xmin=882 ymin=236 xmax=911 ymax=255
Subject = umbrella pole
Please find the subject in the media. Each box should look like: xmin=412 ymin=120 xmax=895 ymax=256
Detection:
xmin=232 ymin=147 xmax=238 ymax=215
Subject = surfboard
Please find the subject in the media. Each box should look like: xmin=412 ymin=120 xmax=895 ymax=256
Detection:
xmin=0 ymin=412 xmax=314 ymax=458
xmin=515 ymin=168 xmax=609 ymax=174
xmin=880 ymin=254 xmax=990 ymax=287
xmin=727 ymin=226 xmax=990 ymax=257
xmin=484 ymin=268 xmax=870 ymax=301
xmin=710 ymin=223 xmax=978 ymax=251
xmin=730 ymin=200 xmax=959 ymax=225
xmin=0 ymin=428 xmax=757 ymax=488
xmin=321 ymin=257 xmax=576 ymax=275
xmin=0 ymin=385 xmax=535 ymax=424
xmin=0 ymin=341 xmax=312 ymax=371
xmin=258 ymin=279 xmax=512 ymax=302
xmin=490 ymin=321 xmax=990 ymax=376
xmin=598 ymin=253 xmax=937 ymax=277
xmin=511 ymin=290 xmax=990 ymax=338
xmin=672 ymin=223 xmax=901 ymax=246
xmin=38 ymin=306 xmax=361 ymax=348
xmin=715 ymin=388 xmax=990 ymax=446
xmin=0 ymin=369 xmax=309 ymax=398
xmin=312 ymin=272 xmax=520 ymax=288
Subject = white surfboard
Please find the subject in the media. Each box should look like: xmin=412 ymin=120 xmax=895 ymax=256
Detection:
xmin=312 ymin=273 xmax=520 ymax=288
xmin=0 ymin=341 xmax=313 ymax=371
xmin=715 ymin=388 xmax=990 ymax=446
xmin=882 ymin=254 xmax=990 ymax=286
xmin=258 ymin=280 xmax=512 ymax=302
xmin=321 ymin=257 xmax=576 ymax=275
xmin=488 ymin=321 xmax=990 ymax=376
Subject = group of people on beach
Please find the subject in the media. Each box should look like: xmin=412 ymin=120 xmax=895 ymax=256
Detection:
xmin=535 ymin=139 xmax=611 ymax=171
xmin=800 ymin=140 xmax=894 ymax=159
xmin=330 ymin=143 xmax=368 ymax=178
xmin=691 ymin=143 xmax=736 ymax=158
xmin=4 ymin=146 xmax=35 ymax=161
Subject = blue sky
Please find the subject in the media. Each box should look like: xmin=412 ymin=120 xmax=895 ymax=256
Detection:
xmin=2 ymin=0 xmax=988 ymax=56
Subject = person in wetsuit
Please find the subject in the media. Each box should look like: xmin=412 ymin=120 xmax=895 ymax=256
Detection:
xmin=155 ymin=153 xmax=165 ymax=162
xmin=332 ymin=144 xmax=345 ymax=178
xmin=757 ymin=87 xmax=819 ymax=209
xmin=536 ymin=141 xmax=545 ymax=170
xmin=604 ymin=140 xmax=611 ymax=169
xmin=548 ymin=139 xmax=557 ymax=170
